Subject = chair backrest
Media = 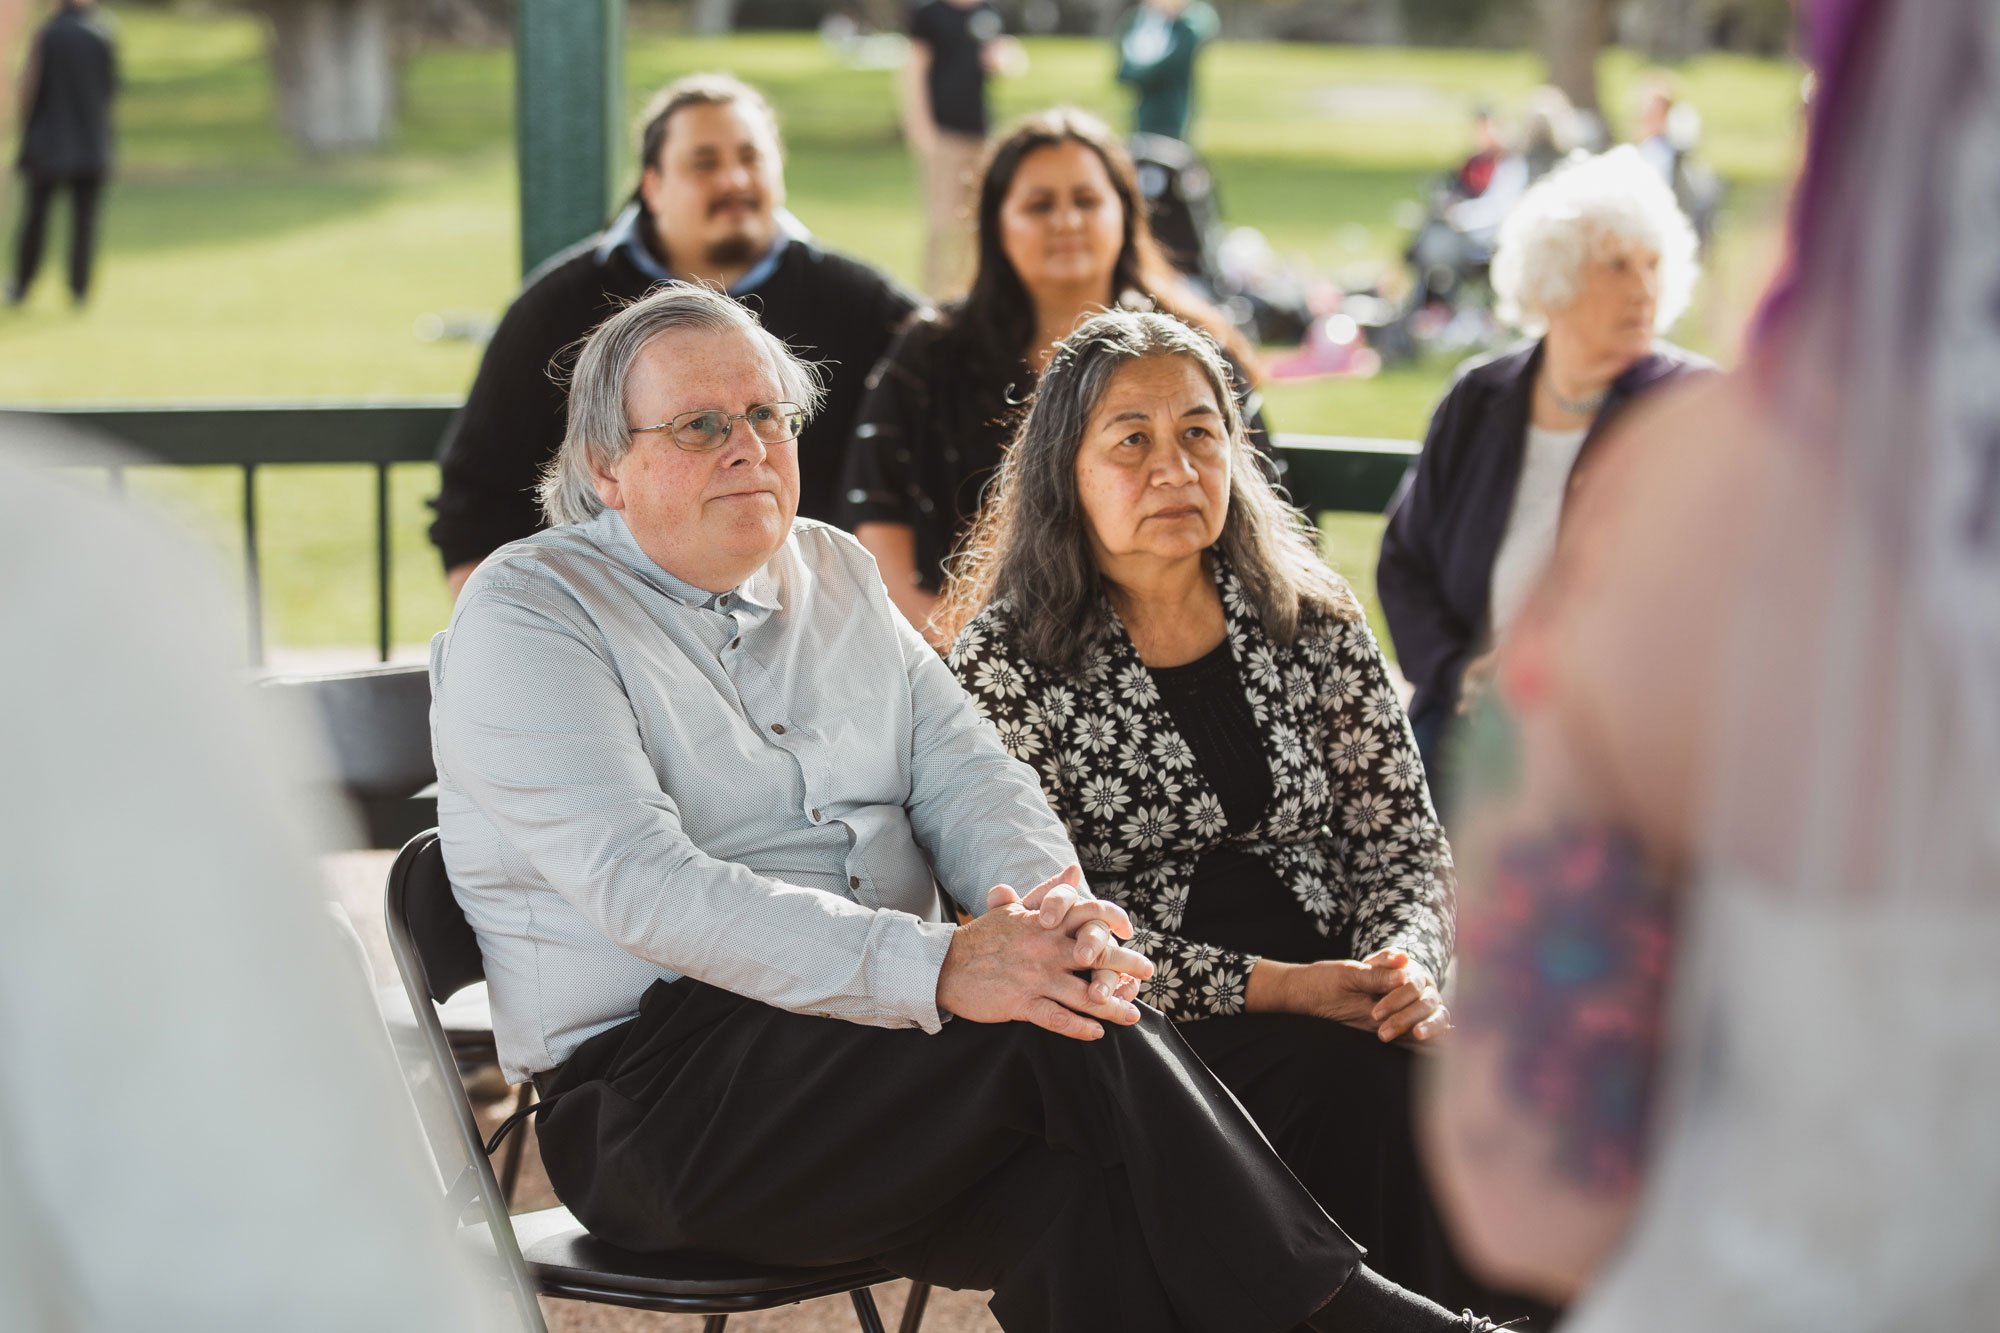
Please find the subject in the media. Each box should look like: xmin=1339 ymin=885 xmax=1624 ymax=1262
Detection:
xmin=263 ymin=664 xmax=435 ymax=799
xmin=388 ymin=828 xmax=486 ymax=1003
xmin=382 ymin=828 xmax=545 ymax=1333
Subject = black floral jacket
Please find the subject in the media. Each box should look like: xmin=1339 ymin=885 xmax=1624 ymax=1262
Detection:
xmin=948 ymin=565 xmax=1455 ymax=1021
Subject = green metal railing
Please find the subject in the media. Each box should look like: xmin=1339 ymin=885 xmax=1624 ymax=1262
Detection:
xmin=3 ymin=403 xmax=1414 ymax=664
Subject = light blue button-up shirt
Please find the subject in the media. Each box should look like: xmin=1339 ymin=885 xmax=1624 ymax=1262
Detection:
xmin=431 ymin=511 xmax=1077 ymax=1081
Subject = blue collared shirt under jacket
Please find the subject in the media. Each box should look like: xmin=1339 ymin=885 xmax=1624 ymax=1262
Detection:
xmin=431 ymin=511 xmax=1078 ymax=1082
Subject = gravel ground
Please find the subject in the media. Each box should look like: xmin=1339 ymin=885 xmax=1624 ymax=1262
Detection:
xmin=326 ymin=850 xmax=1004 ymax=1333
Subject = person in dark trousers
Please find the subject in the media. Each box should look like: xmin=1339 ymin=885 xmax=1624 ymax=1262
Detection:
xmin=9 ymin=0 xmax=116 ymax=307
xmin=433 ymin=282 xmax=1514 ymax=1333
xmin=428 ymin=72 xmax=919 ymax=598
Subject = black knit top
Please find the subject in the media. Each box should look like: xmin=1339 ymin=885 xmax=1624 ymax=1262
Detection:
xmin=1150 ymin=641 xmax=1328 ymax=966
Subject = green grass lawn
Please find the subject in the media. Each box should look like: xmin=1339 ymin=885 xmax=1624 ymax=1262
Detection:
xmin=1 ymin=15 xmax=1802 ymax=654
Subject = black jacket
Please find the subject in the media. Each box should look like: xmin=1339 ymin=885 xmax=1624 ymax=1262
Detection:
xmin=1377 ymin=338 xmax=1713 ymax=726
xmin=16 ymin=7 xmax=117 ymax=179
xmin=428 ymin=215 xmax=919 ymax=571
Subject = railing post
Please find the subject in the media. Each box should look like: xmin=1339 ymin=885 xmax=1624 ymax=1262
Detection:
xmin=515 ymin=0 xmax=627 ymax=277
xmin=376 ymin=461 xmax=393 ymax=662
xmin=242 ymin=463 xmax=264 ymax=667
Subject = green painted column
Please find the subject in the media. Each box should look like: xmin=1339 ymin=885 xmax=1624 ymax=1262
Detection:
xmin=515 ymin=0 xmax=627 ymax=277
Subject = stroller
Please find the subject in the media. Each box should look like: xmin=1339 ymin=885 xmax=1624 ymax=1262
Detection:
xmin=1128 ymin=132 xmax=1311 ymax=346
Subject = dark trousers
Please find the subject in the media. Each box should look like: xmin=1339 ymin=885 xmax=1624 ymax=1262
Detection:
xmin=534 ymin=978 xmax=1363 ymax=1333
xmin=1183 ymin=1014 xmax=1560 ymax=1330
xmin=11 ymin=173 xmax=104 ymax=301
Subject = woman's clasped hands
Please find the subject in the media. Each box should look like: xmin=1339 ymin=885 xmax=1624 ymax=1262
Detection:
xmin=1246 ymin=950 xmax=1451 ymax=1047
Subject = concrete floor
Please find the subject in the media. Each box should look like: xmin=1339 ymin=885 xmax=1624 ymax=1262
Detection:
xmin=327 ymin=849 xmax=1004 ymax=1333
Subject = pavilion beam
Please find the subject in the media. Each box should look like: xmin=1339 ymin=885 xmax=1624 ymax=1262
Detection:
xmin=515 ymin=0 xmax=626 ymax=277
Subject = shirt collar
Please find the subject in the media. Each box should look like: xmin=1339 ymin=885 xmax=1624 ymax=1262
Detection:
xmin=582 ymin=509 xmax=786 ymax=616
xmin=598 ymin=202 xmax=808 ymax=295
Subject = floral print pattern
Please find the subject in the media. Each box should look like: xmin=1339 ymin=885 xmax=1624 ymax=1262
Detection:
xmin=949 ymin=563 xmax=1456 ymax=1020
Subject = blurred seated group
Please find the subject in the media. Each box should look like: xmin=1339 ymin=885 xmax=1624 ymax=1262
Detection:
xmin=417 ymin=66 xmax=1717 ymax=1332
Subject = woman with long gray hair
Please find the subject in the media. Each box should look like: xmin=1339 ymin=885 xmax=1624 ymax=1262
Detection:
xmin=940 ymin=310 xmax=1547 ymax=1326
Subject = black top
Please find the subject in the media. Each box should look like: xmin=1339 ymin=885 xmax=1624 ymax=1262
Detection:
xmin=427 ymin=215 xmax=919 ymax=572
xmin=909 ymin=0 xmax=1001 ymax=136
xmin=1376 ymin=337 xmax=1714 ymax=728
xmin=1149 ymin=642 xmax=1324 ymax=965
xmin=17 ymin=8 xmax=118 ymax=179
xmin=838 ymin=309 xmax=1275 ymax=592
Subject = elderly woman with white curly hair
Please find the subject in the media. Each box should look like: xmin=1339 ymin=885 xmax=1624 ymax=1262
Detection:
xmin=1377 ymin=145 xmax=1712 ymax=800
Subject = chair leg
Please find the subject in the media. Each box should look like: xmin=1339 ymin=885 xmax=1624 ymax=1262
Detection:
xmin=499 ymin=1080 xmax=535 ymax=1205
xmin=850 ymin=1287 xmax=888 ymax=1333
xmin=898 ymin=1280 xmax=932 ymax=1333
xmin=701 ymin=1317 xmax=728 ymax=1333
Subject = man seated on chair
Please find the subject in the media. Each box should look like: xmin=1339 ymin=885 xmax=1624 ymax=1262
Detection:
xmin=429 ymin=284 xmax=1502 ymax=1333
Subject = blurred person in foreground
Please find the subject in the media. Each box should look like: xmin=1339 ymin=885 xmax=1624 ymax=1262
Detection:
xmin=8 ymin=0 xmax=115 ymax=307
xmin=0 ymin=423 xmax=511 ymax=1331
xmin=901 ymin=0 xmax=1024 ymax=298
xmin=938 ymin=309 xmax=1554 ymax=1328
xmin=842 ymin=107 xmax=1265 ymax=645
xmin=1422 ymin=0 xmax=2000 ymax=1324
xmin=1378 ymin=145 xmax=1711 ymax=802
xmin=1114 ymin=0 xmax=1218 ymax=143
xmin=428 ymin=72 xmax=917 ymax=598
xmin=430 ymin=282 xmax=1512 ymax=1333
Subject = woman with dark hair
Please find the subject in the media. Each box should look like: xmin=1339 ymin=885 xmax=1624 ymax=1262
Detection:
xmin=839 ymin=106 xmax=1264 ymax=644
xmin=941 ymin=309 xmax=1548 ymax=1327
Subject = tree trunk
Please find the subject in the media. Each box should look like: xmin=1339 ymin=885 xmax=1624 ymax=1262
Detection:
xmin=691 ymin=0 xmax=738 ymax=37
xmin=1536 ymin=0 xmax=1615 ymax=112
xmin=1632 ymin=0 xmax=1708 ymax=62
xmin=262 ymin=0 xmax=396 ymax=153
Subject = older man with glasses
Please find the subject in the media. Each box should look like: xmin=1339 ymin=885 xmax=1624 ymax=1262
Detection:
xmin=430 ymin=284 xmax=1509 ymax=1333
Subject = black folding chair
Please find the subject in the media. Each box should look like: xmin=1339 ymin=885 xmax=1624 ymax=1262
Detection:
xmin=384 ymin=828 xmax=931 ymax=1332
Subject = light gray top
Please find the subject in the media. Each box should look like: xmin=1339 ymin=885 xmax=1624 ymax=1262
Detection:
xmin=430 ymin=510 xmax=1077 ymax=1081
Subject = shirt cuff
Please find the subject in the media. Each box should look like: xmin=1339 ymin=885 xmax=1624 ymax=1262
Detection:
xmin=865 ymin=911 xmax=957 ymax=1033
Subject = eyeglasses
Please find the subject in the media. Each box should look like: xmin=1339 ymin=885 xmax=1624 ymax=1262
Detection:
xmin=628 ymin=402 xmax=808 ymax=453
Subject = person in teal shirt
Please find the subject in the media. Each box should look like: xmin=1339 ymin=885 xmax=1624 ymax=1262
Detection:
xmin=1115 ymin=0 xmax=1218 ymax=142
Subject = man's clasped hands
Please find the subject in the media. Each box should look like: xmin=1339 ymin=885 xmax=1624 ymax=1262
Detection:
xmin=935 ymin=866 xmax=1448 ymax=1045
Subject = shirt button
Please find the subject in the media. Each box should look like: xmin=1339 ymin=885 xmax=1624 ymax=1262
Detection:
xmin=770 ymin=723 xmax=786 ymax=735
xmin=719 ymin=593 xmax=732 ymax=607
xmin=730 ymin=637 xmax=741 ymax=649
xmin=810 ymin=808 xmax=822 ymax=822
xmin=849 ymin=876 xmax=861 ymax=889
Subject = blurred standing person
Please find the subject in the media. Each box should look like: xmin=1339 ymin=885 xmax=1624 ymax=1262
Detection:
xmin=902 ymin=0 xmax=1021 ymax=299
xmin=842 ymin=108 xmax=1265 ymax=644
xmin=1377 ymin=147 xmax=1708 ymax=805
xmin=8 ymin=0 xmax=114 ymax=307
xmin=429 ymin=74 xmax=917 ymax=597
xmin=1114 ymin=0 xmax=1218 ymax=143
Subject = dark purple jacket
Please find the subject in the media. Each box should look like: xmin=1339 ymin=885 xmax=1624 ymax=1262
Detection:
xmin=1377 ymin=338 xmax=1714 ymax=728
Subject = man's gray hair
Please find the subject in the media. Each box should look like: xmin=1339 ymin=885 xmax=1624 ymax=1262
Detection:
xmin=1490 ymin=144 xmax=1700 ymax=334
xmin=537 ymin=284 xmax=825 ymax=528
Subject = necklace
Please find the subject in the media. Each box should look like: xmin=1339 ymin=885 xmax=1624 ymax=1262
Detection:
xmin=1543 ymin=375 xmax=1608 ymax=417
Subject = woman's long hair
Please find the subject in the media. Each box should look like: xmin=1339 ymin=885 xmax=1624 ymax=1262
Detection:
xmin=935 ymin=311 xmax=1352 ymax=674
xmin=943 ymin=108 xmax=1255 ymax=381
